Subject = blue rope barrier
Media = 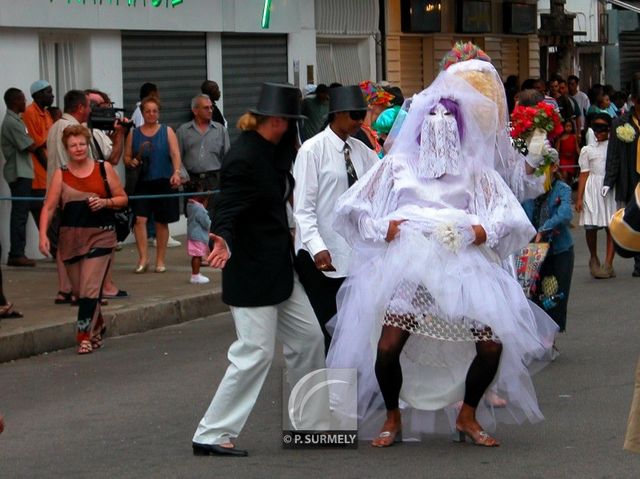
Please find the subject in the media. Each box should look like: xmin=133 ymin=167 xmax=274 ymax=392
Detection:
xmin=0 ymin=190 xmax=220 ymax=202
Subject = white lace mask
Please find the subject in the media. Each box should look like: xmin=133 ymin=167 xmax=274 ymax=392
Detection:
xmin=418 ymin=103 xmax=461 ymax=179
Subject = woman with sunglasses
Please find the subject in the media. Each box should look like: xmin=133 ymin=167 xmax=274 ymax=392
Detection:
xmin=576 ymin=112 xmax=617 ymax=278
xmin=293 ymin=85 xmax=378 ymax=352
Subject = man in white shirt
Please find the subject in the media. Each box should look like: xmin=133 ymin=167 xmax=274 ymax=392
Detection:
xmin=131 ymin=82 xmax=158 ymax=128
xmin=293 ymin=85 xmax=378 ymax=351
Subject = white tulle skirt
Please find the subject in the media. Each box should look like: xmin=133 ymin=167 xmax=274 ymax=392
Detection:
xmin=326 ymin=228 xmax=558 ymax=441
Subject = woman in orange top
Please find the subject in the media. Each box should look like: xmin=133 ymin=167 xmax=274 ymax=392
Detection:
xmin=39 ymin=125 xmax=127 ymax=354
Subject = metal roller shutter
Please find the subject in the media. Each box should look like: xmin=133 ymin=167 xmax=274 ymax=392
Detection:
xmin=619 ymin=32 xmax=640 ymax=91
xmin=317 ymin=41 xmax=365 ymax=85
xmin=122 ymin=31 xmax=207 ymax=130
xmin=221 ymin=34 xmax=288 ymax=141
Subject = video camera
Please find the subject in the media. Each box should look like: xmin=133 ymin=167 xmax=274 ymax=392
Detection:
xmin=88 ymin=106 xmax=134 ymax=132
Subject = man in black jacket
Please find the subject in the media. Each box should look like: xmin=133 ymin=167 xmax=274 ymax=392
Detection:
xmin=191 ymin=83 xmax=325 ymax=457
xmin=604 ymin=74 xmax=640 ymax=275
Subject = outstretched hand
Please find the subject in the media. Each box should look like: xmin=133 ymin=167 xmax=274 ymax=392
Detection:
xmin=207 ymin=233 xmax=230 ymax=269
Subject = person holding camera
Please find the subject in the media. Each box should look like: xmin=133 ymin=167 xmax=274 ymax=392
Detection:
xmin=85 ymin=89 xmax=127 ymax=167
xmin=124 ymin=96 xmax=182 ymax=274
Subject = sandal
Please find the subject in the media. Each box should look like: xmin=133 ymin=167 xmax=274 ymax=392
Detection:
xmin=54 ymin=291 xmax=73 ymax=305
xmin=91 ymin=326 xmax=106 ymax=350
xmin=0 ymin=303 xmax=23 ymax=319
xmin=371 ymin=429 xmax=402 ymax=447
xmin=77 ymin=340 xmax=93 ymax=355
xmin=455 ymin=428 xmax=500 ymax=447
xmin=91 ymin=337 xmax=103 ymax=350
xmin=103 ymin=289 xmax=129 ymax=299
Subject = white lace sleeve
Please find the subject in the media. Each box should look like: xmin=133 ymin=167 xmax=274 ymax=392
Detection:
xmin=333 ymin=156 xmax=398 ymax=245
xmin=474 ymin=170 xmax=536 ymax=259
xmin=494 ymin=132 xmax=545 ymax=202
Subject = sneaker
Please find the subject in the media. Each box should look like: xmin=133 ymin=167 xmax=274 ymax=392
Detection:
xmin=7 ymin=256 xmax=36 ymax=267
xmin=148 ymin=237 xmax=157 ymax=247
xmin=190 ymin=273 xmax=210 ymax=284
xmin=167 ymin=236 xmax=182 ymax=248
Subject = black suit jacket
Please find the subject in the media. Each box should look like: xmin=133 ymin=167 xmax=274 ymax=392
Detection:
xmin=212 ymin=130 xmax=295 ymax=307
xmin=605 ymin=110 xmax=640 ymax=203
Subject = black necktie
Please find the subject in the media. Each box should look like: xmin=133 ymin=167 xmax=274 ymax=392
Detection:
xmin=344 ymin=144 xmax=358 ymax=187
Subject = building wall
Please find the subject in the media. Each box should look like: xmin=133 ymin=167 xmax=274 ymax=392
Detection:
xmin=605 ymin=8 xmax=640 ymax=89
xmin=0 ymin=0 xmax=316 ymax=259
xmin=384 ymin=0 xmax=540 ymax=96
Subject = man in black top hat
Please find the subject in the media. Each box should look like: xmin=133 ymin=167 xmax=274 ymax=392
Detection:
xmin=604 ymin=73 xmax=640 ymax=275
xmin=191 ymin=83 xmax=325 ymax=457
xmin=293 ymin=85 xmax=378 ymax=352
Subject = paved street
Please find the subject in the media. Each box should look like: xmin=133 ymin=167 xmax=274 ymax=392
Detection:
xmin=1 ymin=235 xmax=640 ymax=478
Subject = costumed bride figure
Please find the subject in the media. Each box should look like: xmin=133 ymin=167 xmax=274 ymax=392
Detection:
xmin=386 ymin=42 xmax=548 ymax=202
xmin=326 ymin=71 xmax=558 ymax=448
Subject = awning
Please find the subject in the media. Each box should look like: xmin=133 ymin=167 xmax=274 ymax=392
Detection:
xmin=605 ymin=0 xmax=640 ymax=14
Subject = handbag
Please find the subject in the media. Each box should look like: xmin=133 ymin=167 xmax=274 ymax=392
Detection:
xmin=98 ymin=160 xmax=133 ymax=242
xmin=515 ymin=242 xmax=550 ymax=298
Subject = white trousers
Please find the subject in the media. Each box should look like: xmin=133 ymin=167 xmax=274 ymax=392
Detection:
xmin=193 ymin=275 xmax=326 ymax=445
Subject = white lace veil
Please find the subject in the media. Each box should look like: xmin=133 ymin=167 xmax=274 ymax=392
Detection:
xmin=386 ymin=71 xmax=498 ymax=177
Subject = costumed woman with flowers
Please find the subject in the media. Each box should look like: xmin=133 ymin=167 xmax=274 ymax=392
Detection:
xmin=515 ymin=90 xmax=574 ymax=336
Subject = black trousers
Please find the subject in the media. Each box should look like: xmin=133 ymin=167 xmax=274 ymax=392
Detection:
xmin=534 ymin=247 xmax=574 ymax=332
xmin=294 ymin=249 xmax=344 ymax=354
xmin=8 ymin=178 xmax=40 ymax=258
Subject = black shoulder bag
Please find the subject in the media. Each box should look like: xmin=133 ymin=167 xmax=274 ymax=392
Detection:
xmin=97 ymin=159 xmax=133 ymax=242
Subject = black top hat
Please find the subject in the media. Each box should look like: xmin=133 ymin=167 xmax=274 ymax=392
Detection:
xmin=329 ymin=85 xmax=368 ymax=114
xmin=249 ymin=83 xmax=305 ymax=119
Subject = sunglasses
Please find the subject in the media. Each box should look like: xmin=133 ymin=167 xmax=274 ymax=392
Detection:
xmin=349 ymin=110 xmax=367 ymax=121
xmin=592 ymin=124 xmax=610 ymax=133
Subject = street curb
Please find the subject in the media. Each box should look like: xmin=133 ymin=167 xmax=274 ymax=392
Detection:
xmin=0 ymin=289 xmax=228 ymax=363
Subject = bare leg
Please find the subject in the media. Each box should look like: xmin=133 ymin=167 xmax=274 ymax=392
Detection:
xmin=56 ymin=251 xmax=73 ymax=298
xmin=371 ymin=324 xmax=411 ymax=447
xmin=585 ymin=229 xmax=599 ymax=264
xmin=191 ymin=256 xmax=201 ymax=275
xmin=133 ymin=216 xmax=149 ymax=269
xmin=102 ymin=252 xmax=120 ymax=295
xmin=155 ymin=222 xmax=169 ymax=270
xmin=604 ymin=228 xmax=616 ymax=268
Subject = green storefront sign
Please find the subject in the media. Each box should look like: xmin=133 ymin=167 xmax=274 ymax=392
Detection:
xmin=49 ymin=0 xmax=184 ymax=7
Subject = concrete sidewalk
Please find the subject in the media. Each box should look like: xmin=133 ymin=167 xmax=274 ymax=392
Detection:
xmin=0 ymin=235 xmax=227 ymax=362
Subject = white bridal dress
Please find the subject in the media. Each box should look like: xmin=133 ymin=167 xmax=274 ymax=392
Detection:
xmin=326 ymin=72 xmax=558 ymax=440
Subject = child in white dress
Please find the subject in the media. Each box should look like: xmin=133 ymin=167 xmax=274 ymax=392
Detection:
xmin=576 ymin=112 xmax=617 ymax=278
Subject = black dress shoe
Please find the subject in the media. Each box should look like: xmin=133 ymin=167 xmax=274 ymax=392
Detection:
xmin=192 ymin=442 xmax=248 ymax=457
xmin=633 ymin=269 xmax=640 ymax=277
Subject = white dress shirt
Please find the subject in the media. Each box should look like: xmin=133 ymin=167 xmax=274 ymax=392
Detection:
xmin=293 ymin=125 xmax=378 ymax=278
